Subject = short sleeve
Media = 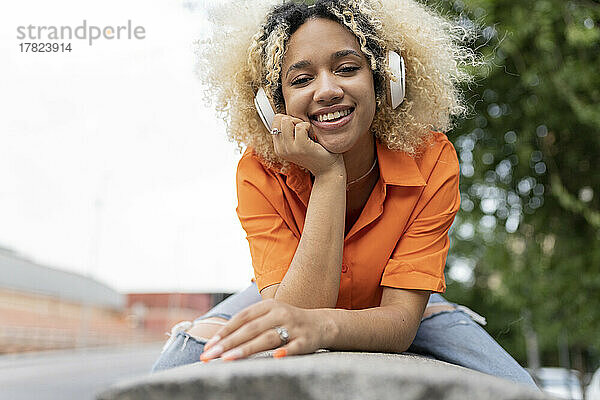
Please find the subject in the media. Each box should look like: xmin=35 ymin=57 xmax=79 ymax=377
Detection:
xmin=236 ymin=153 xmax=299 ymax=292
xmin=380 ymin=141 xmax=460 ymax=293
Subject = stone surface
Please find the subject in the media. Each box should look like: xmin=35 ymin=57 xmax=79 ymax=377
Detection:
xmin=97 ymin=352 xmax=551 ymax=400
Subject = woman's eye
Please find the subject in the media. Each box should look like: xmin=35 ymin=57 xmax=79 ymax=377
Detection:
xmin=338 ymin=66 xmax=359 ymax=73
xmin=291 ymin=77 xmax=311 ymax=86
xmin=290 ymin=67 xmax=359 ymax=86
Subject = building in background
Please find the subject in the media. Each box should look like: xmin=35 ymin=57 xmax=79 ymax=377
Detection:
xmin=127 ymin=292 xmax=231 ymax=335
xmin=0 ymin=246 xmax=231 ymax=353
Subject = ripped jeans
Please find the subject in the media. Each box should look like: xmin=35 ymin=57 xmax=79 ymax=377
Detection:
xmin=151 ymin=283 xmax=537 ymax=388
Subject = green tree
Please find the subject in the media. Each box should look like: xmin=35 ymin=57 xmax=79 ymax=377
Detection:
xmin=432 ymin=0 xmax=600 ymax=372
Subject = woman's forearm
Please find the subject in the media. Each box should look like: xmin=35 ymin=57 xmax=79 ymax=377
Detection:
xmin=274 ymin=166 xmax=346 ymax=308
xmin=314 ymin=306 xmax=420 ymax=353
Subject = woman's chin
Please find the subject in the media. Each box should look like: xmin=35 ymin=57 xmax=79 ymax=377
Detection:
xmin=315 ymin=135 xmax=352 ymax=154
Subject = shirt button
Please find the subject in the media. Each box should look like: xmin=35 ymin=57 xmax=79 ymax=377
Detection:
xmin=341 ymin=264 xmax=348 ymax=273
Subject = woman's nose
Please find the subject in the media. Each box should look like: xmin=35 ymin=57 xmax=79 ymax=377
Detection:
xmin=313 ymin=74 xmax=343 ymax=103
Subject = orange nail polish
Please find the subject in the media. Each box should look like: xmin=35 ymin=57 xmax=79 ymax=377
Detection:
xmin=273 ymin=348 xmax=287 ymax=358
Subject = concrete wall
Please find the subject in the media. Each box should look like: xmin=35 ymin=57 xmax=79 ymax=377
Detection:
xmin=98 ymin=352 xmax=551 ymax=400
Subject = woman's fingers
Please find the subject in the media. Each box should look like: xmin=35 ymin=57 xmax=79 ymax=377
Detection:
xmin=280 ymin=115 xmax=296 ymax=142
xmin=284 ymin=115 xmax=305 ymax=125
xmin=295 ymin=121 xmax=315 ymax=143
xmin=272 ymin=114 xmax=298 ymax=156
xmin=220 ymin=329 xmax=283 ymax=361
xmin=204 ymin=323 xmax=302 ymax=362
xmin=201 ymin=300 xmax=282 ymax=361
xmin=271 ymin=115 xmax=320 ymax=165
xmin=271 ymin=114 xmax=284 ymax=155
xmin=273 ymin=339 xmax=303 ymax=359
xmin=272 ymin=114 xmax=309 ymax=142
xmin=199 ymin=301 xmax=320 ymax=362
xmin=201 ymin=316 xmax=277 ymax=361
xmin=204 ymin=300 xmax=274 ymax=351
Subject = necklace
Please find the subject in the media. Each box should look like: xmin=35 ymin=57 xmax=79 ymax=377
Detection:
xmin=346 ymin=157 xmax=378 ymax=191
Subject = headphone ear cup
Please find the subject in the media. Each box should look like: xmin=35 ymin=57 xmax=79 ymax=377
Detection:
xmin=254 ymin=87 xmax=277 ymax=131
xmin=385 ymin=50 xmax=406 ymax=109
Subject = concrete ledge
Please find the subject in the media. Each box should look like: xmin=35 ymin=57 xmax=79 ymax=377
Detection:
xmin=98 ymin=352 xmax=551 ymax=400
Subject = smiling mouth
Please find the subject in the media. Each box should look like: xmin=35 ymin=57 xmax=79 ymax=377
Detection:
xmin=310 ymin=107 xmax=355 ymax=123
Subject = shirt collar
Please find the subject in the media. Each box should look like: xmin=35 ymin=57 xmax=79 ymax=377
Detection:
xmin=375 ymin=140 xmax=426 ymax=187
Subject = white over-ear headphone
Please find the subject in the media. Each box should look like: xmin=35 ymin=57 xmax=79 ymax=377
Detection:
xmin=254 ymin=50 xmax=405 ymax=131
xmin=386 ymin=50 xmax=406 ymax=110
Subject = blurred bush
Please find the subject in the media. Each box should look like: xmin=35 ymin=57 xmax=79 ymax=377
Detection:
xmin=430 ymin=0 xmax=600 ymax=372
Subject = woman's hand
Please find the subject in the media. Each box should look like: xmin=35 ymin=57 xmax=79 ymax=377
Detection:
xmin=272 ymin=114 xmax=344 ymax=177
xmin=199 ymin=299 xmax=329 ymax=361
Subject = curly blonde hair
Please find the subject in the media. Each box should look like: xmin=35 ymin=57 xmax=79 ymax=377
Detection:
xmin=196 ymin=0 xmax=479 ymax=171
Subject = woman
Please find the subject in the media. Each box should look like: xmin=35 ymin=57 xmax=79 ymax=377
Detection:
xmin=153 ymin=0 xmax=536 ymax=387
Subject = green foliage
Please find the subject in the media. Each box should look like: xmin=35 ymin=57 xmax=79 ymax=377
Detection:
xmin=431 ymin=0 xmax=600 ymax=371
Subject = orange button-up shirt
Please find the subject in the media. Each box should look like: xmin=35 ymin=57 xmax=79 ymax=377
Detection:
xmin=236 ymin=132 xmax=460 ymax=310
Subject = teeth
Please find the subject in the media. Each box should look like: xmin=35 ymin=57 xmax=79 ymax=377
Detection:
xmin=317 ymin=109 xmax=351 ymax=122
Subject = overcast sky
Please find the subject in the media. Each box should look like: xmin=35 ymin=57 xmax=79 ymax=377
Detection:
xmin=1 ymin=0 xmax=256 ymax=293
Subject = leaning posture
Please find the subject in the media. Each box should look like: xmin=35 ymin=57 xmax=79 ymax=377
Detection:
xmin=153 ymin=0 xmax=536 ymax=387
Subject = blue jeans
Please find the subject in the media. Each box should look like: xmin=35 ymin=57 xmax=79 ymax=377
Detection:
xmin=152 ymin=283 xmax=537 ymax=388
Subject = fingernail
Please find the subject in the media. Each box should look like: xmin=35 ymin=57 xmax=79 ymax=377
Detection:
xmin=200 ymin=344 xmax=223 ymax=362
xmin=273 ymin=348 xmax=287 ymax=359
xmin=204 ymin=335 xmax=221 ymax=351
xmin=221 ymin=348 xmax=243 ymax=361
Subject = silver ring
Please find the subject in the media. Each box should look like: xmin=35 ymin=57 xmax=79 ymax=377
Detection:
xmin=270 ymin=128 xmax=281 ymax=136
xmin=275 ymin=326 xmax=289 ymax=346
